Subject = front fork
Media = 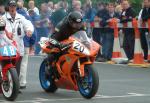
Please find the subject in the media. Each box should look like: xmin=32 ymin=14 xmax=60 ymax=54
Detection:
xmin=77 ymin=58 xmax=92 ymax=77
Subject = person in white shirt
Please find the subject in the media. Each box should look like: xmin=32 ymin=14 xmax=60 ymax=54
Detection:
xmin=28 ymin=0 xmax=39 ymax=15
xmin=0 ymin=16 xmax=14 ymax=47
xmin=3 ymin=0 xmax=34 ymax=90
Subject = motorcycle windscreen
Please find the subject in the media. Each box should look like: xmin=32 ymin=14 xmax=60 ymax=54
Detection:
xmin=72 ymin=31 xmax=91 ymax=48
xmin=72 ymin=31 xmax=100 ymax=56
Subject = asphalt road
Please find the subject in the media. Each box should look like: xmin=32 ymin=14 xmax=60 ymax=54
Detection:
xmin=0 ymin=56 xmax=150 ymax=103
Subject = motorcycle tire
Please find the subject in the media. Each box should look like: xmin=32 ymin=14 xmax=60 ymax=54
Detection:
xmin=78 ymin=64 xmax=99 ymax=99
xmin=1 ymin=68 xmax=19 ymax=101
xmin=39 ymin=59 xmax=57 ymax=93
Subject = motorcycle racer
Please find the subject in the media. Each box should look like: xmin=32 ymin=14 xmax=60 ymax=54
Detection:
xmin=46 ymin=11 xmax=87 ymax=65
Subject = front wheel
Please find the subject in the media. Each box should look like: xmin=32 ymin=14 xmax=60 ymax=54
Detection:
xmin=1 ymin=68 xmax=19 ymax=101
xmin=39 ymin=59 xmax=57 ymax=93
xmin=77 ymin=65 xmax=99 ymax=99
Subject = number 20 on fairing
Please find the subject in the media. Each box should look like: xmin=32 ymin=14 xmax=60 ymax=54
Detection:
xmin=73 ymin=41 xmax=90 ymax=55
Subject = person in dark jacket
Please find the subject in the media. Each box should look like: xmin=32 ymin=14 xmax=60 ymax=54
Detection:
xmin=120 ymin=0 xmax=136 ymax=60
xmin=28 ymin=9 xmax=40 ymax=55
xmin=83 ymin=2 xmax=96 ymax=37
xmin=50 ymin=1 xmax=67 ymax=28
xmin=101 ymin=3 xmax=120 ymax=61
xmin=138 ymin=0 xmax=150 ymax=60
xmin=92 ymin=2 xmax=106 ymax=62
xmin=46 ymin=11 xmax=86 ymax=64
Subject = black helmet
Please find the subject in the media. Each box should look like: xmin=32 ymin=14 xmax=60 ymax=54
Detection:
xmin=68 ymin=11 xmax=83 ymax=29
xmin=68 ymin=11 xmax=83 ymax=24
xmin=0 ymin=17 xmax=6 ymax=31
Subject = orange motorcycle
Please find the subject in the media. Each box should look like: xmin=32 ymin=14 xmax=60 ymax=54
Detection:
xmin=39 ymin=31 xmax=100 ymax=99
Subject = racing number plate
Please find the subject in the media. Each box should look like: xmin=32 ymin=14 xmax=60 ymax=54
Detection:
xmin=73 ymin=41 xmax=85 ymax=53
xmin=0 ymin=46 xmax=17 ymax=56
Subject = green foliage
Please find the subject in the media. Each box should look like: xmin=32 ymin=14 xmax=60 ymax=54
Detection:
xmin=0 ymin=0 xmax=8 ymax=5
xmin=129 ymin=0 xmax=143 ymax=14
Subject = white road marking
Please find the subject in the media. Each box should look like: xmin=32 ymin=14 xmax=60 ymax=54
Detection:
xmin=128 ymin=93 xmax=146 ymax=96
xmin=1 ymin=93 xmax=150 ymax=103
xmin=96 ymin=93 xmax=150 ymax=99
xmin=94 ymin=61 xmax=128 ymax=67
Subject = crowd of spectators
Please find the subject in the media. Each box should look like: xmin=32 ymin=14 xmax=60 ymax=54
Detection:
xmin=0 ymin=0 xmax=150 ymax=62
xmin=94 ymin=0 xmax=150 ymax=62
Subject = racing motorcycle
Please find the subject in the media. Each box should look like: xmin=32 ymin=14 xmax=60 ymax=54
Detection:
xmin=39 ymin=31 xmax=100 ymax=99
xmin=0 ymin=43 xmax=19 ymax=101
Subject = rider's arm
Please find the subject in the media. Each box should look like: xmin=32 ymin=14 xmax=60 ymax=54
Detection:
xmin=50 ymin=19 xmax=66 ymax=41
xmin=49 ymin=38 xmax=61 ymax=48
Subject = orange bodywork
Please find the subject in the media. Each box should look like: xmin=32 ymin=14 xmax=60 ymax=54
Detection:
xmin=40 ymin=37 xmax=100 ymax=91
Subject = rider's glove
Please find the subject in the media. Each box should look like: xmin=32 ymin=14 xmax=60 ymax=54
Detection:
xmin=49 ymin=38 xmax=72 ymax=51
xmin=49 ymin=38 xmax=60 ymax=48
xmin=59 ymin=43 xmax=71 ymax=51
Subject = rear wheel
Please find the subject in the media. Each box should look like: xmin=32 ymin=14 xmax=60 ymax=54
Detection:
xmin=39 ymin=59 xmax=57 ymax=93
xmin=77 ymin=65 xmax=99 ymax=99
xmin=1 ymin=68 xmax=19 ymax=101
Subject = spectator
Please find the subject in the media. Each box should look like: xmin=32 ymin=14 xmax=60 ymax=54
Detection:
xmin=50 ymin=1 xmax=67 ymax=28
xmin=83 ymin=0 xmax=96 ymax=37
xmin=120 ymin=0 xmax=136 ymax=60
xmin=138 ymin=0 xmax=150 ymax=60
xmin=17 ymin=0 xmax=27 ymax=12
xmin=28 ymin=9 xmax=41 ymax=55
xmin=93 ymin=2 xmax=106 ymax=62
xmin=84 ymin=0 xmax=96 ymax=23
xmin=115 ymin=4 xmax=122 ymax=15
xmin=35 ymin=3 xmax=51 ymax=54
xmin=68 ymin=0 xmax=77 ymax=12
xmin=97 ymin=2 xmax=105 ymax=11
xmin=28 ymin=9 xmax=39 ymax=54
xmin=48 ymin=1 xmax=54 ymax=9
xmin=17 ymin=0 xmax=37 ymax=55
xmin=16 ymin=0 xmax=33 ymax=90
xmin=73 ymin=0 xmax=82 ymax=13
xmin=47 ymin=1 xmax=54 ymax=16
xmin=17 ymin=0 xmax=30 ymax=20
xmin=101 ymin=3 xmax=120 ymax=61
xmin=28 ymin=0 xmax=39 ymax=15
xmin=53 ymin=3 xmax=58 ymax=12
xmin=63 ymin=1 xmax=69 ymax=13
xmin=40 ymin=3 xmax=51 ymax=35
xmin=0 ymin=4 xmax=5 ymax=15
xmin=3 ymin=0 xmax=34 ymax=90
